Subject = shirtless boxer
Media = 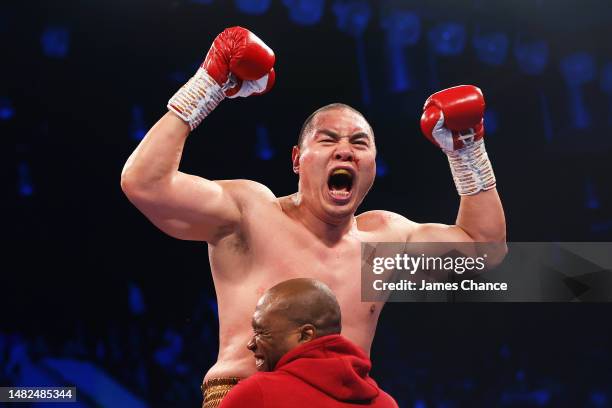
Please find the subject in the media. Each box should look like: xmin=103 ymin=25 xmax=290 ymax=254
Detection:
xmin=120 ymin=27 xmax=506 ymax=407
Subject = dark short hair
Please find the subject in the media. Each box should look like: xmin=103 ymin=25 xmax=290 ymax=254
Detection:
xmin=297 ymin=103 xmax=374 ymax=148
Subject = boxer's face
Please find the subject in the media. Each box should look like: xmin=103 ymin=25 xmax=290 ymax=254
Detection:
xmin=293 ymin=108 xmax=376 ymax=221
xmin=248 ymin=304 xmax=302 ymax=372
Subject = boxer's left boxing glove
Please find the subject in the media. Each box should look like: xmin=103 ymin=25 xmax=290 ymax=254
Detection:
xmin=168 ymin=26 xmax=276 ymax=131
xmin=420 ymin=85 xmax=496 ymax=195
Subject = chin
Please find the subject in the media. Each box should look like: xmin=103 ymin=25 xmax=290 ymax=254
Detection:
xmin=321 ymin=202 xmax=357 ymax=222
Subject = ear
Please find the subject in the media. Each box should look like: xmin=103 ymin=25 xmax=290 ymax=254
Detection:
xmin=291 ymin=146 xmax=300 ymax=175
xmin=299 ymin=324 xmax=316 ymax=343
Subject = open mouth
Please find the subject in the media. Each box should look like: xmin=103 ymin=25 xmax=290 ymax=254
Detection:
xmin=327 ymin=168 xmax=354 ymax=203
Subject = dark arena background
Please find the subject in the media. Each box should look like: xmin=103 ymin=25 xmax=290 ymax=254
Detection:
xmin=2 ymin=0 xmax=612 ymax=407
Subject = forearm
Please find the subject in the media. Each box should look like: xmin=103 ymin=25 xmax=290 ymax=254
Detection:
xmin=121 ymin=111 xmax=190 ymax=191
xmin=456 ymin=188 xmax=506 ymax=242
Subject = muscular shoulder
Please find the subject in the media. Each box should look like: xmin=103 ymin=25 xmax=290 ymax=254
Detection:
xmin=356 ymin=210 xmax=418 ymax=241
xmin=215 ymin=179 xmax=277 ymax=209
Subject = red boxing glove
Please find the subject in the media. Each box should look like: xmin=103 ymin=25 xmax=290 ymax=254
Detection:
xmin=420 ymin=85 xmax=485 ymax=152
xmin=419 ymin=85 xmax=496 ymax=195
xmin=203 ymin=26 xmax=276 ymax=98
xmin=168 ymin=27 xmax=276 ymax=130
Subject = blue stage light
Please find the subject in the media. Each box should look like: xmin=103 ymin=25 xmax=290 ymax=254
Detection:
xmin=154 ymin=330 xmax=183 ymax=368
xmin=332 ymin=0 xmax=372 ymax=105
xmin=484 ymin=108 xmax=498 ymax=134
xmin=282 ymin=0 xmax=325 ymax=25
xmin=530 ymin=390 xmax=550 ymax=406
xmin=208 ymin=298 xmax=219 ymax=318
xmin=130 ymin=105 xmax=147 ymax=141
xmin=255 ymin=125 xmax=275 ymax=160
xmin=413 ymin=400 xmax=426 ymax=408
xmin=381 ymin=11 xmax=420 ymax=47
xmin=514 ymin=40 xmax=548 ymax=76
xmin=472 ymin=31 xmax=509 ymax=66
xmin=380 ymin=11 xmax=420 ymax=92
xmin=590 ymin=391 xmax=608 ymax=407
xmin=18 ymin=162 xmax=34 ymax=197
xmin=428 ymin=23 xmax=466 ymax=56
xmin=0 ymin=97 xmax=14 ymax=120
xmin=332 ymin=0 xmax=371 ymax=37
xmin=514 ymin=38 xmax=554 ymax=140
xmin=376 ymin=156 xmax=388 ymax=177
xmin=560 ymin=52 xmax=595 ymax=129
xmin=41 ymin=26 xmax=70 ymax=58
xmin=585 ymin=179 xmax=600 ymax=210
xmin=128 ymin=283 xmax=146 ymax=316
xmin=560 ymin=52 xmax=595 ymax=86
xmin=234 ymin=0 xmax=271 ymax=15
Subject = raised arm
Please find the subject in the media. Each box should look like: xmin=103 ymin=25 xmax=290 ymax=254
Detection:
xmin=120 ymin=27 xmax=275 ymax=243
xmin=411 ymin=85 xmax=506 ymax=244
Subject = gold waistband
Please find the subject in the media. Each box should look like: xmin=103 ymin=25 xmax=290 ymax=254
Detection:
xmin=201 ymin=377 xmax=241 ymax=408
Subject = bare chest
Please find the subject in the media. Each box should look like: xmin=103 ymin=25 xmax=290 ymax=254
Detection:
xmin=244 ymin=212 xmax=365 ymax=292
xmin=211 ymin=206 xmax=382 ymax=304
xmin=208 ymin=205 xmax=386 ymax=355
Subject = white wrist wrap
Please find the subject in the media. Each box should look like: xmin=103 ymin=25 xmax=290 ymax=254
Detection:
xmin=445 ymin=139 xmax=496 ymax=196
xmin=167 ymin=68 xmax=225 ymax=131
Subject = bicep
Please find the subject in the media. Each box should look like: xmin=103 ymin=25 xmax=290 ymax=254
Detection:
xmin=128 ymin=172 xmax=242 ymax=242
xmin=375 ymin=211 xmax=474 ymax=243
xmin=410 ymin=223 xmax=473 ymax=243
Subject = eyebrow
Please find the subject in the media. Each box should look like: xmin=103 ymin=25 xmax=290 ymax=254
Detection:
xmin=317 ymin=129 xmax=371 ymax=141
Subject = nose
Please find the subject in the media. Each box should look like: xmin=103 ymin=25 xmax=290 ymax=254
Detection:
xmin=334 ymin=145 xmax=354 ymax=162
xmin=247 ymin=335 xmax=256 ymax=352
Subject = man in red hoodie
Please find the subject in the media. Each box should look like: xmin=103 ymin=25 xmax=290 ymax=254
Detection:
xmin=218 ymin=278 xmax=398 ymax=408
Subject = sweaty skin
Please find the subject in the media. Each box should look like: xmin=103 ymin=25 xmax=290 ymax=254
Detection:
xmin=121 ymin=106 xmax=506 ymax=380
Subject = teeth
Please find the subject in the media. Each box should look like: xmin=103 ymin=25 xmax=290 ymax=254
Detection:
xmin=331 ymin=169 xmax=351 ymax=177
xmin=330 ymin=190 xmax=350 ymax=197
xmin=255 ymin=358 xmax=264 ymax=367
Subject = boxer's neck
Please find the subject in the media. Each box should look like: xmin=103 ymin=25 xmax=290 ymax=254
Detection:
xmin=287 ymin=194 xmax=356 ymax=245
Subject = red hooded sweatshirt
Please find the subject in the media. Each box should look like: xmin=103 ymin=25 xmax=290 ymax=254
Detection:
xmin=218 ymin=335 xmax=398 ymax=408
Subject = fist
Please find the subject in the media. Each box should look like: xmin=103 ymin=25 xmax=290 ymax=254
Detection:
xmin=420 ymin=85 xmax=485 ymax=152
xmin=203 ymin=26 xmax=276 ymax=98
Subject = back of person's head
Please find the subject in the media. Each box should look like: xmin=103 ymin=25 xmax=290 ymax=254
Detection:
xmin=247 ymin=278 xmax=341 ymax=371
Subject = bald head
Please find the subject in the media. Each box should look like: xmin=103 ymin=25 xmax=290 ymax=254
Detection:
xmin=258 ymin=278 xmax=342 ymax=337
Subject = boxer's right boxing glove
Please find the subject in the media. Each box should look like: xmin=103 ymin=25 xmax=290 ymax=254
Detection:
xmin=420 ymin=85 xmax=496 ymax=196
xmin=168 ymin=26 xmax=276 ymax=131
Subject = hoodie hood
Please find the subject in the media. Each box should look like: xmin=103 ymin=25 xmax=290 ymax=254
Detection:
xmin=274 ymin=334 xmax=379 ymax=402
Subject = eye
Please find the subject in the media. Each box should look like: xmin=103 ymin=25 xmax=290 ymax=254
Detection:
xmin=253 ymin=329 xmax=268 ymax=338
